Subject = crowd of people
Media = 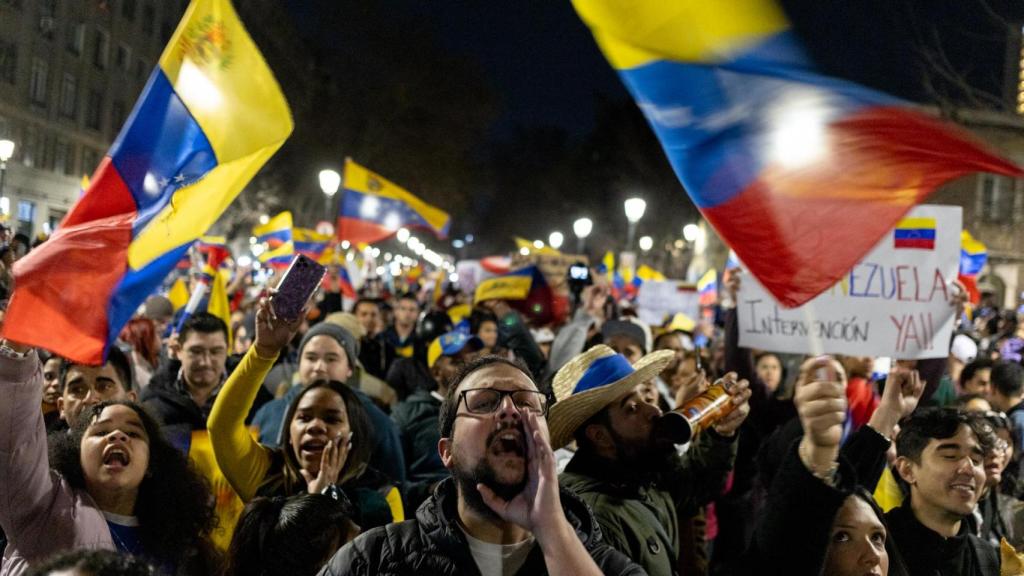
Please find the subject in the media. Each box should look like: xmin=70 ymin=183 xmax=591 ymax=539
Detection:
xmin=2 ymin=235 xmax=1024 ymax=576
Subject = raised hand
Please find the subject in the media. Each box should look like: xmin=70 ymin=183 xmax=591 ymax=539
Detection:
xmin=712 ymin=373 xmax=752 ymax=437
xmin=794 ymin=356 xmax=848 ymax=476
xmin=253 ymin=297 xmax=305 ymax=358
xmin=869 ymin=367 xmax=923 ymax=439
xmin=477 ymin=408 xmax=565 ymax=540
xmin=302 ymin=431 xmax=352 ymax=495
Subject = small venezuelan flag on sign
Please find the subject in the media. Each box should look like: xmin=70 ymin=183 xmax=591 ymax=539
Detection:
xmin=893 ymin=217 xmax=936 ymax=250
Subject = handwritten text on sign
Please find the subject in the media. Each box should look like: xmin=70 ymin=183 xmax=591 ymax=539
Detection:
xmin=738 ymin=205 xmax=961 ymax=359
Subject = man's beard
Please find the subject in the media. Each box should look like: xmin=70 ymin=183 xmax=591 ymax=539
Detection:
xmin=607 ymin=425 xmax=676 ymax=484
xmin=452 ymin=427 xmax=529 ymax=521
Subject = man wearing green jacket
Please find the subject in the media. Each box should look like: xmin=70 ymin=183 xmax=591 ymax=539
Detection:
xmin=551 ymin=345 xmax=751 ymax=576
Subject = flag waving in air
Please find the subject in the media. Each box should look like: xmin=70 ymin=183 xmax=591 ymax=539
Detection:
xmin=338 ymin=158 xmax=451 ymax=245
xmin=572 ymin=0 xmax=1021 ymax=307
xmin=253 ymin=212 xmax=294 ymax=269
xmin=3 ymin=0 xmax=292 ymax=363
xmin=293 ymin=227 xmax=334 ymax=263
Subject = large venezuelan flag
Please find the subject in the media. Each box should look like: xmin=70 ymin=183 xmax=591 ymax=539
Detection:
xmin=3 ymin=0 xmax=292 ymax=363
xmin=253 ymin=211 xmax=294 ymax=269
xmin=572 ymin=1 xmax=1022 ymax=307
xmin=338 ymin=158 xmax=451 ymax=245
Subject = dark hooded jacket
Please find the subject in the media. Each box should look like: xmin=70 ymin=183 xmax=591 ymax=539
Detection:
xmin=317 ymin=478 xmax=644 ymax=576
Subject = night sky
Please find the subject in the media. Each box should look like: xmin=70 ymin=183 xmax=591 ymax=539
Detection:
xmin=281 ymin=1 xmax=1024 ymax=254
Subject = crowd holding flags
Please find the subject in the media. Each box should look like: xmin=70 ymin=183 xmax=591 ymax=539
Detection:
xmin=2 ymin=0 xmax=293 ymax=364
xmin=571 ymin=0 xmax=1022 ymax=309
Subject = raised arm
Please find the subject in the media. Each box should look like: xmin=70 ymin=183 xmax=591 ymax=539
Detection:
xmin=208 ymin=299 xmax=302 ymax=501
xmin=0 ymin=343 xmax=75 ymax=550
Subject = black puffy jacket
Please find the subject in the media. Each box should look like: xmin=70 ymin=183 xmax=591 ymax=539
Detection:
xmin=318 ymin=477 xmax=644 ymax=576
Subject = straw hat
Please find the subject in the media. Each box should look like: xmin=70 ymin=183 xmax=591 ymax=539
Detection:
xmin=548 ymin=345 xmax=674 ymax=450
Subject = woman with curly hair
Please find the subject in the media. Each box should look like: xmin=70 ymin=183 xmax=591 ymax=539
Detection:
xmin=209 ymin=299 xmax=402 ymax=532
xmin=0 ymin=340 xmax=219 ymax=576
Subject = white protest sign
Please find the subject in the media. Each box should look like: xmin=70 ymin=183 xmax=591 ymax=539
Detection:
xmin=637 ymin=280 xmax=701 ymax=327
xmin=738 ymin=205 xmax=961 ymax=359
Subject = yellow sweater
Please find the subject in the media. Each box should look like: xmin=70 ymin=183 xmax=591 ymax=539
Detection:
xmin=208 ymin=346 xmax=280 ymax=502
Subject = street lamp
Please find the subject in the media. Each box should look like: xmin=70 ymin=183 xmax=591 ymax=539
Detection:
xmin=396 ymin=228 xmax=410 ymax=243
xmin=319 ymin=169 xmax=340 ymax=220
xmin=573 ymin=217 xmax=593 ymax=254
xmin=683 ymin=223 xmax=700 ymax=243
xmin=548 ymin=231 xmax=564 ymax=250
xmin=624 ymin=197 xmax=646 ymax=249
xmin=0 ymin=139 xmax=14 ymax=205
xmin=638 ymin=235 xmax=653 ymax=252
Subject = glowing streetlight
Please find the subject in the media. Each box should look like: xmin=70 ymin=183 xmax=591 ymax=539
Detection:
xmin=396 ymin=228 xmax=410 ymax=243
xmin=638 ymin=235 xmax=653 ymax=252
xmin=318 ymin=169 xmax=341 ymax=220
xmin=624 ymin=197 xmax=646 ymax=248
xmin=533 ymin=240 xmax=544 ymax=249
xmin=573 ymin=217 xmax=593 ymax=254
xmin=683 ymin=223 xmax=700 ymax=243
xmin=548 ymin=231 xmax=564 ymax=250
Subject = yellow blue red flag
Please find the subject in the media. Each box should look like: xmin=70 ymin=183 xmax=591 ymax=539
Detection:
xmin=3 ymin=0 xmax=292 ymax=363
xmin=338 ymin=158 xmax=450 ymax=245
xmin=293 ymin=227 xmax=333 ymax=264
xmin=572 ymin=0 xmax=1021 ymax=307
xmin=253 ymin=212 xmax=294 ymax=269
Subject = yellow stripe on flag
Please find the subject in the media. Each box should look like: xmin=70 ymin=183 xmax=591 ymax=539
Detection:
xmin=572 ymin=0 xmax=789 ymax=69
xmin=895 ymin=217 xmax=936 ymax=230
xmin=475 ymin=275 xmax=532 ymax=303
xmin=128 ymin=0 xmax=292 ymax=269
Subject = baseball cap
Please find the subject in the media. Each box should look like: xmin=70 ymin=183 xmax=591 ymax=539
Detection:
xmin=428 ymin=332 xmax=483 ymax=368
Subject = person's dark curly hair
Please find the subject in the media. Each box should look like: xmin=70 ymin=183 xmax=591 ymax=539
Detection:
xmin=49 ymin=400 xmax=218 ymax=566
xmin=226 ymin=493 xmax=357 ymax=576
xmin=27 ymin=548 xmax=153 ymax=576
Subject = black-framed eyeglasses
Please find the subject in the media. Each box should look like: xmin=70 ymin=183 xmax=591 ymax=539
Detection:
xmin=457 ymin=388 xmax=549 ymax=416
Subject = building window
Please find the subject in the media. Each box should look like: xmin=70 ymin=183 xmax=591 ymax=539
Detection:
xmin=66 ymin=22 xmax=85 ymax=55
xmin=17 ymin=200 xmax=35 ymax=238
xmin=121 ymin=0 xmax=136 ymax=21
xmin=21 ymin=127 xmax=37 ymax=167
xmin=85 ymin=88 xmax=104 ymax=131
xmin=59 ymin=73 xmax=76 ymax=119
xmin=29 ymin=58 xmax=48 ymax=106
xmin=142 ymin=3 xmax=155 ymax=35
xmin=111 ymin=100 xmax=126 ymax=133
xmin=81 ymin=147 xmax=100 ymax=177
xmin=46 ymin=208 xmax=67 ymax=234
xmin=115 ymin=44 xmax=131 ymax=71
xmin=978 ymin=175 xmax=1018 ymax=225
xmin=37 ymin=0 xmax=57 ymax=38
xmin=54 ymin=140 xmax=74 ymax=175
xmin=92 ymin=28 xmax=109 ymax=70
xmin=0 ymin=42 xmax=16 ymax=85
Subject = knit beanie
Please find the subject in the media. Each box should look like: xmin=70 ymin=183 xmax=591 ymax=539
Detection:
xmin=298 ymin=322 xmax=358 ymax=368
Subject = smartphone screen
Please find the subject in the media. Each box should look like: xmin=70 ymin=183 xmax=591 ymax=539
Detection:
xmin=271 ymin=255 xmax=327 ymax=321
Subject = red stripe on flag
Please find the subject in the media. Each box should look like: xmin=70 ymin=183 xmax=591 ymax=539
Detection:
xmin=894 ymin=238 xmax=935 ymax=249
xmin=3 ymin=160 xmax=136 ymax=362
xmin=336 ymin=217 xmax=396 ymax=245
xmin=705 ymin=106 xmax=1022 ymax=307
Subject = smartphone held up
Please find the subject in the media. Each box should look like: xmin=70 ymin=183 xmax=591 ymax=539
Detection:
xmin=270 ymin=254 xmax=327 ymax=322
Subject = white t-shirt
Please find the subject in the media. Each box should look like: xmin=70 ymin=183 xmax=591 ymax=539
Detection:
xmin=460 ymin=525 xmax=536 ymax=575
